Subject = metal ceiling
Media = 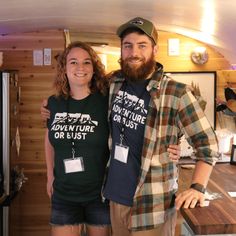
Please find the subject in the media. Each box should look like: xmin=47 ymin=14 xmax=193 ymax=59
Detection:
xmin=0 ymin=0 xmax=235 ymax=66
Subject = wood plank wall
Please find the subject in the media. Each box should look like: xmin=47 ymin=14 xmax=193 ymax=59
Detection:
xmin=0 ymin=29 xmax=234 ymax=236
xmin=0 ymin=30 xmax=64 ymax=236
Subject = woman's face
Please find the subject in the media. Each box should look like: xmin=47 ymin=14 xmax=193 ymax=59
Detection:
xmin=66 ymin=47 xmax=94 ymax=89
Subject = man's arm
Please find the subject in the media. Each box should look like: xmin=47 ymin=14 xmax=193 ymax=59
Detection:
xmin=175 ymin=86 xmax=218 ymax=210
xmin=40 ymin=99 xmax=50 ymax=120
xmin=175 ymin=161 xmax=213 ymax=210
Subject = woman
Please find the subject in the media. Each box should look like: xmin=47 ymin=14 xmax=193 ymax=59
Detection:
xmin=43 ymin=41 xmax=180 ymax=236
xmin=45 ymin=41 xmax=110 ymax=236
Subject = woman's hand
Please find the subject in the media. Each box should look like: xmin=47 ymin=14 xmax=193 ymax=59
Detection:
xmin=46 ymin=175 xmax=54 ymax=199
xmin=168 ymin=144 xmax=181 ymax=162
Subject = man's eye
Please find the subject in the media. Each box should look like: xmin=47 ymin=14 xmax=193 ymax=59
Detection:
xmin=139 ymin=45 xmax=146 ymax=49
xmin=123 ymin=45 xmax=131 ymax=49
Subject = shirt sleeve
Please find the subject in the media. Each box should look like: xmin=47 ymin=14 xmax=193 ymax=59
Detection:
xmin=176 ymin=87 xmax=219 ymax=165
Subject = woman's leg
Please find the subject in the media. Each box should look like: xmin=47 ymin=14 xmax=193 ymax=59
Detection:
xmin=86 ymin=225 xmax=111 ymax=236
xmin=51 ymin=225 xmax=83 ymax=236
xmin=85 ymin=198 xmax=111 ymax=236
xmin=50 ymin=195 xmax=84 ymax=236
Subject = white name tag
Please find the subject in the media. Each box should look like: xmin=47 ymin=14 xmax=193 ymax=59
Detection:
xmin=64 ymin=157 xmax=84 ymax=173
xmin=114 ymin=144 xmax=129 ymax=163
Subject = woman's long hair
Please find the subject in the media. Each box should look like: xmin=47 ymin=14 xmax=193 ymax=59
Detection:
xmin=53 ymin=41 xmax=108 ymax=98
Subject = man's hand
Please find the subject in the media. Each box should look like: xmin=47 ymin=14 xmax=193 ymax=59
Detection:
xmin=40 ymin=99 xmax=50 ymax=120
xmin=175 ymin=188 xmax=205 ymax=210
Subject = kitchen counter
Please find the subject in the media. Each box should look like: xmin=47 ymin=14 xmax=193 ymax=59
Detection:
xmin=180 ymin=163 xmax=236 ymax=235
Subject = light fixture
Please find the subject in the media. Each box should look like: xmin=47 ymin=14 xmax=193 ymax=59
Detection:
xmin=64 ymin=29 xmax=71 ymax=48
xmin=86 ymin=42 xmax=108 ymax=47
xmin=190 ymin=46 xmax=208 ymax=65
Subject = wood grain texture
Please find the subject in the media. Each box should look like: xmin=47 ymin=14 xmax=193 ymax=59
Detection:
xmin=19 ymin=172 xmax=51 ymax=236
xmin=180 ymin=164 xmax=236 ymax=234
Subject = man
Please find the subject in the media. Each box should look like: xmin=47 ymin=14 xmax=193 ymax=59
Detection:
xmin=102 ymin=17 xmax=219 ymax=236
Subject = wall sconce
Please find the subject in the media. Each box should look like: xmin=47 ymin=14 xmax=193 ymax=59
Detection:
xmin=64 ymin=29 xmax=71 ymax=48
xmin=190 ymin=46 xmax=208 ymax=65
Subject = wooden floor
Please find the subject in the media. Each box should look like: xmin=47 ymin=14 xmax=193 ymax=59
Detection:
xmin=10 ymin=170 xmax=188 ymax=236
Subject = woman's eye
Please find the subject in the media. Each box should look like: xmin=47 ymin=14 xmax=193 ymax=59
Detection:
xmin=70 ymin=60 xmax=77 ymax=64
xmin=84 ymin=60 xmax=92 ymax=65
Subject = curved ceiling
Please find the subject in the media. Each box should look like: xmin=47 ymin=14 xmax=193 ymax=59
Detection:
xmin=0 ymin=0 xmax=236 ymax=66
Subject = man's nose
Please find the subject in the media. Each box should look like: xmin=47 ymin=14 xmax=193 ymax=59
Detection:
xmin=130 ymin=46 xmax=139 ymax=57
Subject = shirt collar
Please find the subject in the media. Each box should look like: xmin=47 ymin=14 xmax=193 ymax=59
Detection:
xmin=146 ymin=62 xmax=164 ymax=92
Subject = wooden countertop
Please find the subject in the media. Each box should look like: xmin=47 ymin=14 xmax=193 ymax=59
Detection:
xmin=180 ymin=163 xmax=236 ymax=235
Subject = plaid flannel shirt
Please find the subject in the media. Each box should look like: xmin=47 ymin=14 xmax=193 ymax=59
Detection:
xmin=108 ymin=63 xmax=219 ymax=231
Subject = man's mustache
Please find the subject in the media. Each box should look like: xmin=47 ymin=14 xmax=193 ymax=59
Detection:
xmin=126 ymin=57 xmax=144 ymax=62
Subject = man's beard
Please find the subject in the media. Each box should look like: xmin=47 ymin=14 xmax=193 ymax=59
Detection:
xmin=120 ymin=54 xmax=156 ymax=82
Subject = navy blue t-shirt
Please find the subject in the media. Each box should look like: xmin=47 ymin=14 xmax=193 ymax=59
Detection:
xmin=104 ymin=79 xmax=150 ymax=206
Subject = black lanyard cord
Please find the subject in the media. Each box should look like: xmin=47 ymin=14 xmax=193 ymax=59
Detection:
xmin=119 ymin=81 xmax=147 ymax=143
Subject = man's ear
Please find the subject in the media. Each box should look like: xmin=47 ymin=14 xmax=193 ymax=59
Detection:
xmin=153 ymin=45 xmax=158 ymax=56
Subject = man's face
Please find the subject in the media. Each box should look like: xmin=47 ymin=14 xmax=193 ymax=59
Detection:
xmin=120 ymin=32 xmax=157 ymax=81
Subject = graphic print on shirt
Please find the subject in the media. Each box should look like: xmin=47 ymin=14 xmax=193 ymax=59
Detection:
xmin=112 ymin=90 xmax=147 ymax=130
xmin=50 ymin=112 xmax=98 ymax=140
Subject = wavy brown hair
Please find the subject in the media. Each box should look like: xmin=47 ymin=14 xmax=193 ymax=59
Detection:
xmin=53 ymin=41 xmax=108 ymax=98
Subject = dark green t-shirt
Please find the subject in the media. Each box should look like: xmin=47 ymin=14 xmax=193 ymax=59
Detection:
xmin=47 ymin=92 xmax=109 ymax=202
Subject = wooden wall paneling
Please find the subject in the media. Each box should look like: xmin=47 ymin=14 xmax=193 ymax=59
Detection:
xmin=19 ymin=172 xmax=50 ymax=236
xmin=0 ymin=31 xmax=64 ymax=50
xmin=0 ymin=30 xmax=64 ymax=236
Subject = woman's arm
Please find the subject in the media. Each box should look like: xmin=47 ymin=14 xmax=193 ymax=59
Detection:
xmin=45 ymin=129 xmax=55 ymax=199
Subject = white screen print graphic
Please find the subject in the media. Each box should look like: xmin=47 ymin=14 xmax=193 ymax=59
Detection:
xmin=51 ymin=112 xmax=98 ymax=140
xmin=112 ymin=90 xmax=147 ymax=130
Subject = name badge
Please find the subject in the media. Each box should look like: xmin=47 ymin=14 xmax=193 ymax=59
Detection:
xmin=114 ymin=143 xmax=129 ymax=163
xmin=64 ymin=157 xmax=84 ymax=173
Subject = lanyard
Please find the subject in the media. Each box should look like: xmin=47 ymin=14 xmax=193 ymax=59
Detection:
xmin=66 ymin=98 xmax=77 ymax=158
xmin=119 ymin=81 xmax=147 ymax=145
xmin=66 ymin=97 xmax=90 ymax=158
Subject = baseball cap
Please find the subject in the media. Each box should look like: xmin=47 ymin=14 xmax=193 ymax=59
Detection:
xmin=117 ymin=17 xmax=158 ymax=44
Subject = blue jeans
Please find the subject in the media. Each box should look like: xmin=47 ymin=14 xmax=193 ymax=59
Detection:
xmin=50 ymin=195 xmax=111 ymax=226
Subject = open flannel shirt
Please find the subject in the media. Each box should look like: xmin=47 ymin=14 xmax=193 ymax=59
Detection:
xmin=107 ymin=62 xmax=219 ymax=231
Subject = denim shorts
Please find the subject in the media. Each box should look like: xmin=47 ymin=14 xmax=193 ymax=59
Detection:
xmin=50 ymin=195 xmax=111 ymax=226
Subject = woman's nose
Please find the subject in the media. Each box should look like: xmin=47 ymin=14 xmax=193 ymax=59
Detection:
xmin=76 ymin=63 xmax=84 ymax=70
